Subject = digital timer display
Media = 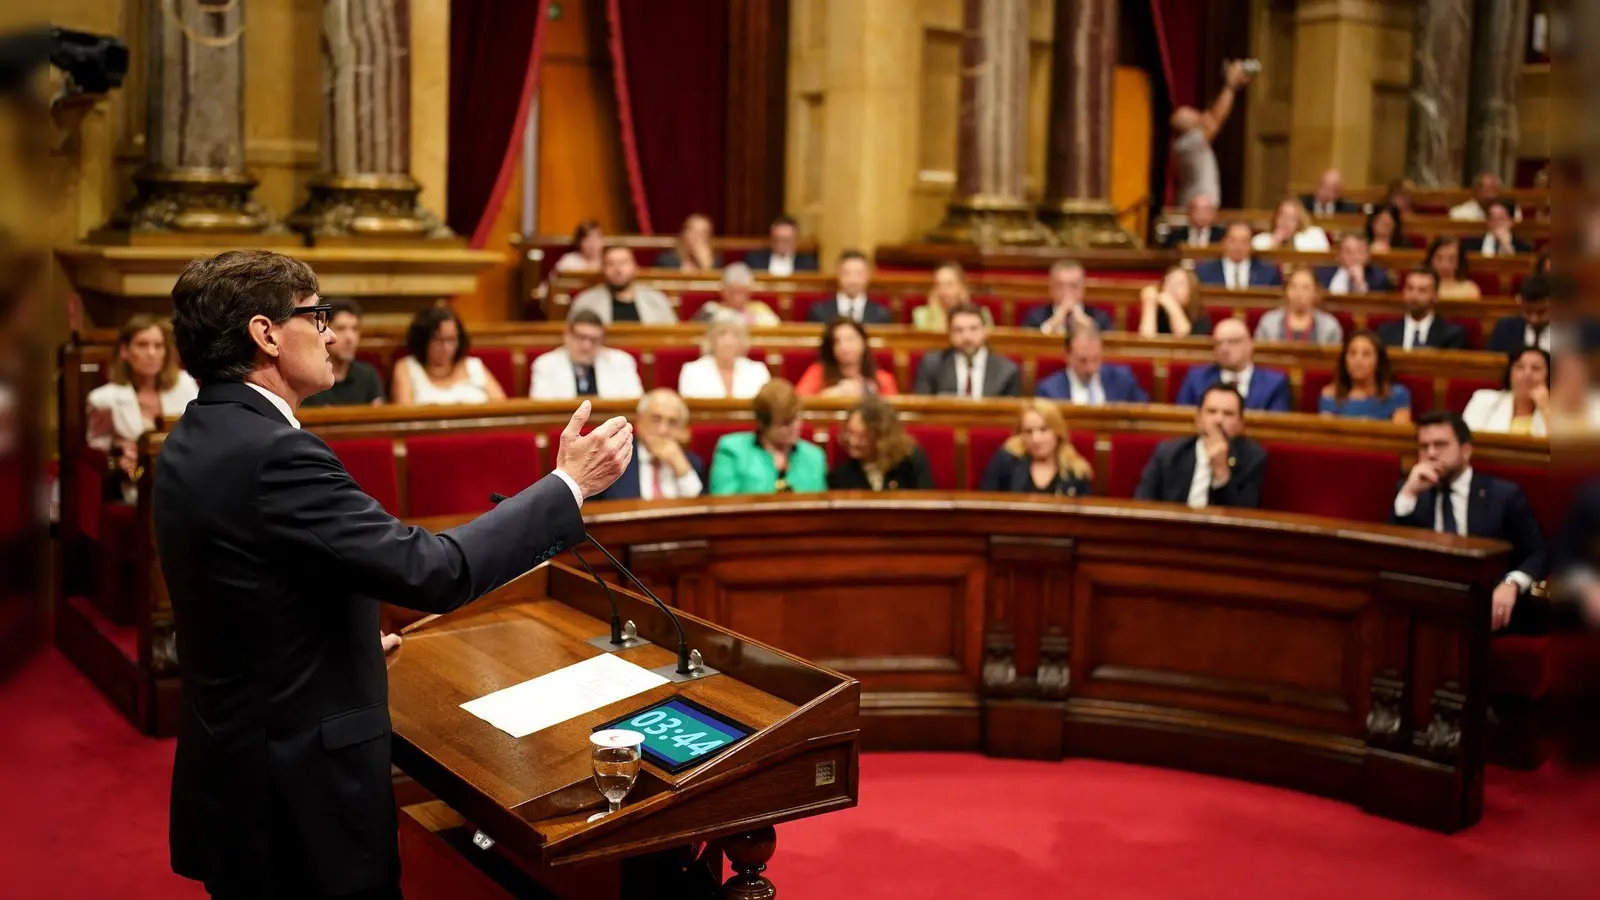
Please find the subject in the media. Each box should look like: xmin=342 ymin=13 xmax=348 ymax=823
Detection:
xmin=594 ymin=696 xmax=752 ymax=774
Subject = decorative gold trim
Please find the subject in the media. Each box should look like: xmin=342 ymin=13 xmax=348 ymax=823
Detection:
xmin=96 ymin=164 xmax=283 ymax=237
xmin=288 ymin=172 xmax=458 ymax=244
xmin=1037 ymin=198 xmax=1139 ymax=250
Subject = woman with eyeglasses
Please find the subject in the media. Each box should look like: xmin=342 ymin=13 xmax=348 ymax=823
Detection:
xmin=86 ymin=314 xmax=200 ymax=502
xmin=708 ymin=378 xmax=827 ymax=495
xmin=391 ymin=306 xmax=507 ymax=405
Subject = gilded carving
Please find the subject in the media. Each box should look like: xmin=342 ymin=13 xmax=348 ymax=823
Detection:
xmin=288 ymin=175 xmax=455 ymax=242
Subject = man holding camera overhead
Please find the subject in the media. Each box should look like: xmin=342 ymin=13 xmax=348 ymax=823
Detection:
xmin=1171 ymin=60 xmax=1256 ymax=207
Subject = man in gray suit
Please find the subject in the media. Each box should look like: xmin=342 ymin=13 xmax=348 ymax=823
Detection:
xmin=912 ymin=303 xmax=1021 ymax=398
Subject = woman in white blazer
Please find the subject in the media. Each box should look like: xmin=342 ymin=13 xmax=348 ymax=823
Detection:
xmin=678 ymin=312 xmax=771 ymax=400
xmin=86 ymin=314 xmax=199 ymax=501
xmin=1462 ymin=347 xmax=1549 ymax=436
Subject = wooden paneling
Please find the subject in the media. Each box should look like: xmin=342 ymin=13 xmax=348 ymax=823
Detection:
xmin=725 ymin=0 xmax=792 ymax=234
xmin=536 ymin=0 xmax=629 ymax=236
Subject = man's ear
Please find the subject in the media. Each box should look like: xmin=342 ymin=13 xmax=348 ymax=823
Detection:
xmin=246 ymin=315 xmax=281 ymax=359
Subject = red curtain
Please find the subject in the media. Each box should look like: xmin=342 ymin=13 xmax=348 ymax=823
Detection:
xmin=446 ymin=0 xmax=550 ymax=247
xmin=607 ymin=0 xmax=729 ymax=236
xmin=1149 ymin=0 xmax=1208 ymax=204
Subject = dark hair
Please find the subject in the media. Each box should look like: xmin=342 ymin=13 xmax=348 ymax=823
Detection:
xmin=818 ymin=316 xmax=877 ymax=386
xmin=568 ymin=309 xmax=605 ymax=331
xmin=849 ymin=396 xmax=917 ymax=473
xmin=946 ymin=301 xmax=987 ymax=328
xmin=1486 ymin=197 xmax=1517 ymax=219
xmin=1223 ymin=220 xmax=1253 ymax=239
xmin=1416 ymin=410 xmax=1472 ymax=445
xmin=1518 ymin=273 xmax=1551 ymax=304
xmin=602 ymin=244 xmax=634 ymax=261
xmin=405 ymin=305 xmax=469 ymax=365
xmin=170 ymin=250 xmax=320 ymax=384
xmin=838 ymin=249 xmax=868 ymax=266
xmin=1334 ymin=329 xmax=1394 ymax=401
xmin=1364 ymin=203 xmax=1403 ymax=246
xmin=1403 ymin=268 xmax=1439 ymax=291
xmin=1424 ymin=234 xmax=1470 ymax=279
xmin=771 ymin=214 xmax=798 ymax=230
xmin=1503 ymin=346 xmax=1553 ymax=391
xmin=1200 ymin=383 xmax=1243 ymax=412
xmin=570 ymin=219 xmax=602 ymax=249
xmin=328 ymin=298 xmax=363 ymax=320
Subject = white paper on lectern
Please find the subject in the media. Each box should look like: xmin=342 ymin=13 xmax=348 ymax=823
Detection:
xmin=460 ymin=652 xmax=669 ymax=739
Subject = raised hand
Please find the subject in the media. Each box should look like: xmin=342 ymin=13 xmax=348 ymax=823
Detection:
xmin=556 ymin=400 xmax=634 ymax=498
xmin=1401 ymin=461 xmax=1441 ymax=498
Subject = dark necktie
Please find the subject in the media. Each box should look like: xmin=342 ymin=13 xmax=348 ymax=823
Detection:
xmin=1438 ymin=486 xmax=1458 ymax=536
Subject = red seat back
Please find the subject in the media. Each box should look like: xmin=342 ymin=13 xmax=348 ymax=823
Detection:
xmin=779 ymin=349 xmax=818 ymax=383
xmin=1329 ymin=310 xmax=1355 ymax=338
xmin=1017 ymin=299 xmax=1052 ymax=326
xmin=1394 ymin=373 xmax=1435 ymax=416
xmin=1036 ymin=354 xmax=1067 ymax=384
xmin=1107 ymin=432 xmax=1166 ymax=498
xmin=906 ymin=425 xmax=957 ymax=489
xmin=679 ymin=292 xmax=718 ymax=321
xmin=1473 ymin=462 xmax=1561 ymax=539
xmin=1116 ymin=359 xmax=1156 ymax=398
xmin=1300 ymin=368 xmax=1334 ymax=413
xmin=691 ymin=422 xmax=751 ymax=468
xmin=1470 ymin=271 xmax=1504 ymax=297
xmin=967 ymin=426 xmax=1013 ymax=489
xmin=404 ymin=432 xmax=544 ymax=517
xmin=471 ymin=349 xmax=518 ymax=397
xmin=1446 ymin=377 xmax=1501 ymax=414
xmin=1242 ymin=307 xmax=1267 ymax=335
xmin=328 ymin=438 xmax=401 ymax=515
xmin=1166 ymin=362 xmax=1197 ymax=403
xmin=1260 ymin=443 xmax=1400 ymax=521
xmin=650 ymin=346 xmax=700 ymax=391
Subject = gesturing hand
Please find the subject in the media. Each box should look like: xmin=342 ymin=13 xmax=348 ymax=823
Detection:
xmin=1401 ymin=461 xmax=1441 ymax=498
xmin=556 ymin=400 xmax=634 ymax=498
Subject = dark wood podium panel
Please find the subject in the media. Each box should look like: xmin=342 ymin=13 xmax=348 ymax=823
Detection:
xmin=410 ymin=493 xmax=1504 ymax=833
xmin=385 ymin=563 xmax=860 ymax=898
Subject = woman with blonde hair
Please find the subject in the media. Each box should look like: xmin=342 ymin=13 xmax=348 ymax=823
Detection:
xmin=913 ymin=261 xmax=991 ymax=332
xmin=1251 ymin=198 xmax=1330 ymax=252
xmin=677 ymin=311 xmax=772 ymax=399
xmin=87 ymin=314 xmax=200 ymax=499
xmin=978 ymin=399 xmax=1093 ymax=496
xmin=1137 ymin=265 xmax=1209 ymax=338
xmin=826 ymin=396 xmax=934 ymax=491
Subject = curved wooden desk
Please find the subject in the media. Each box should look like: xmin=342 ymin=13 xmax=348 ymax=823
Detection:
xmin=413 ymin=495 xmax=1504 ymax=833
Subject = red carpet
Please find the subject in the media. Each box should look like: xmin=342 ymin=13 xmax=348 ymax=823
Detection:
xmin=5 ymin=649 xmax=1598 ymax=899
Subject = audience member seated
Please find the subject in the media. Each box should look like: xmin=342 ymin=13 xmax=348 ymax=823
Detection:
xmin=1318 ymin=233 xmax=1391 ymax=295
xmin=1301 ymin=168 xmax=1360 ymax=216
xmin=1463 ymin=347 xmax=1551 ymax=436
xmin=1377 ymin=269 xmax=1468 ymax=350
xmin=1254 ymin=268 xmax=1344 ymax=346
xmin=1385 ymin=177 xmax=1416 ymax=216
xmin=1425 ymin=234 xmax=1481 ymax=300
xmin=570 ymin=246 xmax=678 ymax=324
xmin=913 ymin=261 xmax=991 ymax=331
xmin=1251 ymin=198 xmax=1330 ymax=252
xmin=302 ymin=300 xmax=384 ymax=408
xmin=86 ymin=314 xmax=200 ymax=503
xmin=655 ymin=213 xmax=722 ymax=271
xmin=709 ymin=379 xmax=827 ymax=495
xmin=913 ymin=302 xmax=1019 ymax=398
xmin=678 ymin=312 xmax=771 ymax=399
xmin=1036 ymin=325 xmax=1149 ymax=404
xmin=1176 ymin=317 xmax=1291 ymax=411
xmin=1163 ymin=193 xmax=1223 ymax=249
xmin=1022 ymin=260 xmax=1113 ymax=334
xmin=530 ymin=310 xmax=644 ymax=399
xmin=1450 ymin=172 xmax=1521 ymax=222
xmin=744 ymin=214 xmax=818 ymax=276
xmin=1319 ymin=330 xmax=1411 ymax=424
xmin=1390 ymin=412 xmax=1545 ymax=633
xmin=1135 ymin=384 xmax=1267 ymax=510
xmin=553 ymin=219 xmax=605 ymax=273
xmin=1196 ymin=222 xmax=1283 ymax=291
xmin=827 ymin=397 xmax=934 ymax=491
xmin=390 ymin=306 xmax=506 ymax=406
xmin=795 ymin=318 xmax=899 ymax=398
xmin=1365 ymin=203 xmax=1403 ymax=254
xmin=978 ymin=399 xmax=1093 ymax=497
xmin=1468 ymin=198 xmax=1533 ymax=257
xmin=596 ymin=389 xmax=706 ymax=501
xmin=691 ymin=263 xmax=780 ymax=326
xmin=808 ymin=249 xmax=892 ymax=324
xmin=1138 ymin=265 xmax=1209 ymax=338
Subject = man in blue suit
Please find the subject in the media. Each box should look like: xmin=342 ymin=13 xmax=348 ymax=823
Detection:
xmin=1390 ymin=412 xmax=1545 ymax=634
xmin=742 ymin=215 xmax=819 ymax=276
xmin=1194 ymin=222 xmax=1283 ymax=290
xmin=596 ymin=389 xmax=708 ymax=502
xmin=1173 ymin=317 xmax=1291 ymax=412
xmin=1035 ymin=326 xmax=1148 ymax=404
xmin=1316 ymin=233 xmax=1392 ymax=295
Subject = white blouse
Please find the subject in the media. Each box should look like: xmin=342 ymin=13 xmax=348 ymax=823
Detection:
xmin=86 ymin=371 xmax=199 ymax=450
xmin=1252 ymin=227 xmax=1330 ymax=252
xmin=403 ymin=356 xmax=492 ymax=406
xmin=677 ymin=356 xmax=771 ymax=400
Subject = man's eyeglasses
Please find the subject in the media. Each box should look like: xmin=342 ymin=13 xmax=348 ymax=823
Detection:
xmin=289 ymin=304 xmax=332 ymax=333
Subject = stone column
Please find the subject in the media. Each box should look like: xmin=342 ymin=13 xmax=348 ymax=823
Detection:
xmin=105 ymin=0 xmax=278 ymax=237
xmin=927 ymin=0 xmax=1050 ymax=245
xmin=1463 ymin=0 xmax=1530 ymax=182
xmin=1038 ymin=0 xmax=1134 ymax=248
xmin=290 ymin=0 xmax=453 ymax=242
xmin=1404 ymin=0 xmax=1474 ymax=187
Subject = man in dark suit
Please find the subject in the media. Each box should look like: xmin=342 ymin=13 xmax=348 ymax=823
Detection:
xmin=1300 ymin=168 xmax=1362 ymax=216
xmin=597 ymin=389 xmax=707 ymax=501
xmin=1487 ymin=274 xmax=1552 ymax=354
xmin=1035 ymin=325 xmax=1148 ymax=404
xmin=1316 ymin=233 xmax=1392 ymax=295
xmin=1194 ymin=222 xmax=1284 ymax=290
xmin=742 ymin=214 xmax=819 ymax=276
xmin=1135 ymin=384 xmax=1267 ymax=509
xmin=912 ymin=303 xmax=1021 ymax=398
xmin=1160 ymin=193 xmax=1225 ymax=249
xmin=1389 ymin=412 xmax=1545 ymax=633
xmin=154 ymin=250 xmax=632 ymax=900
xmin=1466 ymin=199 xmax=1534 ymax=257
xmin=1173 ymin=317 xmax=1292 ymax=412
xmin=806 ymin=249 xmax=892 ymax=324
xmin=1376 ymin=269 xmax=1469 ymax=350
xmin=1020 ymin=260 xmax=1114 ymax=333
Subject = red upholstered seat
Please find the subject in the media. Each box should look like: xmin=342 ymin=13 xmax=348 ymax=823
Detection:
xmin=778 ymin=349 xmax=817 ymax=384
xmin=1394 ymin=373 xmax=1434 ymax=416
xmin=403 ymin=432 xmax=543 ymax=518
xmin=1329 ymin=310 xmax=1355 ymax=338
xmin=1036 ymin=354 xmax=1066 ymax=384
xmin=1207 ymin=305 xmax=1239 ymax=330
xmin=967 ymin=426 xmax=1013 ymax=489
xmin=678 ymin=292 xmax=718 ymax=320
xmin=1473 ymin=461 xmax=1561 ymax=538
xmin=973 ymin=295 xmax=1006 ymax=326
xmin=789 ymin=293 xmax=830 ymax=323
xmin=1491 ymin=636 xmax=1552 ymax=698
xmin=1115 ymin=359 xmax=1156 ymax=399
xmin=1166 ymin=362 xmax=1197 ymax=404
xmin=1107 ymin=433 xmax=1166 ymax=498
xmin=1300 ymin=368 xmax=1333 ymax=413
xmin=1016 ymin=299 xmax=1051 ymax=326
xmin=873 ymin=349 xmax=897 ymax=389
xmin=1090 ymin=302 xmax=1121 ymax=331
xmin=1259 ymin=442 xmax=1399 ymax=520
xmin=649 ymin=346 xmax=700 ymax=391
xmin=471 ymin=349 xmax=518 ymax=396
xmin=1470 ymin=271 xmax=1504 ymax=297
xmin=356 ymin=349 xmax=389 ymax=385
xmin=1242 ymin=307 xmax=1267 ymax=335
xmin=906 ymin=425 xmax=957 ymax=489
xmin=75 ymin=447 xmax=108 ymax=543
xmin=1445 ymin=377 xmax=1500 ymax=415
xmin=327 ymin=438 xmax=401 ymax=514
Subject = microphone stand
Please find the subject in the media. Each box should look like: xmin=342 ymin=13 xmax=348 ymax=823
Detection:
xmin=583 ymin=533 xmax=715 ymax=683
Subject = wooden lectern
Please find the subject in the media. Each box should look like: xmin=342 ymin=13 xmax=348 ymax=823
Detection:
xmin=385 ymin=562 xmax=861 ymax=900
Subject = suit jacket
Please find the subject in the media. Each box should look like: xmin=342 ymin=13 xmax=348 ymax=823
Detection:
xmin=1020 ymin=304 xmax=1115 ymax=332
xmin=529 ymin=347 xmax=644 ymax=399
xmin=978 ymin=447 xmax=1092 ymax=497
xmin=912 ymin=348 xmax=1021 ymax=398
xmin=1375 ymin=316 xmax=1469 ymax=350
xmin=595 ymin=440 xmax=707 ymax=501
xmin=1161 ymin=225 xmax=1224 ymax=249
xmin=1315 ymin=265 xmax=1393 ymax=294
xmin=1034 ymin=364 xmax=1149 ymax=404
xmin=153 ymin=382 xmax=585 ymax=897
xmin=1194 ymin=258 xmax=1284 ymax=289
xmin=1486 ymin=316 xmax=1543 ymax=354
xmin=826 ymin=446 xmax=936 ymax=491
xmin=743 ymin=248 xmax=820 ymax=273
xmin=1299 ymin=195 xmax=1363 ymax=215
xmin=1466 ymin=234 xmax=1533 ymax=256
xmin=707 ymin=431 xmax=829 ymax=495
xmin=569 ymin=285 xmax=678 ymax=325
xmin=1174 ymin=364 xmax=1292 ymax=412
xmin=1133 ymin=434 xmax=1267 ymax=509
xmin=806 ymin=295 xmax=894 ymax=325
xmin=1388 ymin=471 xmax=1545 ymax=598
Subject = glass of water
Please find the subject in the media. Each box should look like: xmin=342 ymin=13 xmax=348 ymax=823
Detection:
xmin=589 ymin=729 xmax=644 ymax=820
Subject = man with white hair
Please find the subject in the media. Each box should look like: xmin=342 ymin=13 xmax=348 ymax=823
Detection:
xmin=595 ymin=388 xmax=707 ymax=501
xmin=692 ymin=262 xmax=780 ymax=326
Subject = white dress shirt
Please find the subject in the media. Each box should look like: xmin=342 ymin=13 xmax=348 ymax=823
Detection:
xmin=677 ymin=355 xmax=771 ymax=399
xmin=1068 ymin=371 xmax=1105 ymax=406
xmin=1187 ymin=439 xmax=1214 ymax=509
xmin=835 ymin=293 xmax=867 ymax=320
xmin=1188 ymin=227 xmax=1210 ymax=248
xmin=1224 ymin=258 xmax=1250 ymax=290
xmin=1391 ymin=467 xmax=1530 ymax=590
xmin=1481 ymin=234 xmax=1508 ymax=257
xmin=1327 ymin=269 xmax=1364 ymax=296
xmin=1404 ymin=313 xmax=1436 ymax=349
xmin=954 ymin=348 xmax=989 ymax=399
xmin=1525 ymin=324 xmax=1551 ymax=352
xmin=246 ymin=382 xmax=300 ymax=429
xmin=766 ymin=253 xmax=795 ymax=277
xmin=1218 ymin=365 xmax=1253 ymax=401
xmin=635 ymin=442 xmax=703 ymax=500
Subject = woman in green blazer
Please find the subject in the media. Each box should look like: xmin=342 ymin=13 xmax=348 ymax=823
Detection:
xmin=709 ymin=379 xmax=828 ymax=495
